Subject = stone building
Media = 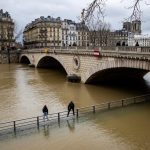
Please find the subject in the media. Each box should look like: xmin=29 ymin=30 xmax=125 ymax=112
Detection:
xmin=108 ymin=30 xmax=128 ymax=46
xmin=123 ymin=20 xmax=150 ymax=46
xmin=23 ymin=16 xmax=62 ymax=48
xmin=76 ymin=22 xmax=89 ymax=47
xmin=24 ymin=17 xmax=90 ymax=48
xmin=65 ymin=19 xmax=77 ymax=46
xmin=128 ymin=34 xmax=150 ymax=46
xmin=61 ymin=19 xmax=77 ymax=47
xmin=61 ymin=19 xmax=69 ymax=46
xmin=123 ymin=20 xmax=141 ymax=35
xmin=89 ymin=29 xmax=128 ymax=47
xmin=24 ymin=16 xmax=142 ymax=48
xmin=89 ymin=20 xmax=141 ymax=47
xmin=0 ymin=9 xmax=15 ymax=51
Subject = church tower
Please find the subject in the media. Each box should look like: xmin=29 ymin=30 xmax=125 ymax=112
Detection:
xmin=131 ymin=20 xmax=141 ymax=35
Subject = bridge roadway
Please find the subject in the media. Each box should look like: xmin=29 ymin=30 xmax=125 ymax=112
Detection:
xmin=19 ymin=46 xmax=150 ymax=83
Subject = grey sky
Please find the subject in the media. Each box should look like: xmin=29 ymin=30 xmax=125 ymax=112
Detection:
xmin=1 ymin=0 xmax=150 ymax=36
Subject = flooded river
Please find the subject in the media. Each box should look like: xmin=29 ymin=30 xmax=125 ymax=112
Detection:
xmin=0 ymin=64 xmax=150 ymax=150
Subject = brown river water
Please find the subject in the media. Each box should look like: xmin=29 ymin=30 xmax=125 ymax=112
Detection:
xmin=0 ymin=64 xmax=150 ymax=150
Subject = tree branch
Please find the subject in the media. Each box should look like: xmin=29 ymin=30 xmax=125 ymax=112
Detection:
xmin=81 ymin=0 xmax=149 ymax=24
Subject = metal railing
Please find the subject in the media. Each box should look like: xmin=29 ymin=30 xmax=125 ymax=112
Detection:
xmin=0 ymin=94 xmax=149 ymax=134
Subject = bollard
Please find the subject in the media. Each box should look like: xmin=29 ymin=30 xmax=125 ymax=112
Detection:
xmin=58 ymin=113 xmax=60 ymax=122
xmin=93 ymin=106 xmax=95 ymax=113
xmin=76 ymin=109 xmax=79 ymax=118
xmin=13 ymin=121 xmax=16 ymax=132
xmin=37 ymin=116 xmax=39 ymax=129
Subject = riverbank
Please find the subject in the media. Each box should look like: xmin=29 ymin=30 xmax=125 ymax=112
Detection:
xmin=0 ymin=51 xmax=19 ymax=64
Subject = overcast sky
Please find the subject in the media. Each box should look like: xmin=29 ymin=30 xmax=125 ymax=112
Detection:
xmin=1 ymin=0 xmax=150 ymax=36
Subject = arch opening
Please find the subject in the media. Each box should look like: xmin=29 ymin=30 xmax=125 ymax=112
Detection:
xmin=20 ymin=56 xmax=30 ymax=64
xmin=86 ymin=68 xmax=149 ymax=85
xmin=37 ymin=56 xmax=67 ymax=74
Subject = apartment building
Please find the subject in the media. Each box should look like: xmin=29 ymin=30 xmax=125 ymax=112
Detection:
xmin=23 ymin=16 xmax=62 ymax=48
xmin=0 ymin=9 xmax=14 ymax=51
xmin=76 ymin=22 xmax=89 ymax=47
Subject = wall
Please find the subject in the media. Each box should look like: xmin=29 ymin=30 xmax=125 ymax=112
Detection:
xmin=0 ymin=51 xmax=19 ymax=64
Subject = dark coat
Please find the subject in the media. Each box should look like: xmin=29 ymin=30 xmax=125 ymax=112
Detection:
xmin=42 ymin=105 xmax=48 ymax=113
xmin=68 ymin=101 xmax=74 ymax=110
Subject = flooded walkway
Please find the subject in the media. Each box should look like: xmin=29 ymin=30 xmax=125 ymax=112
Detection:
xmin=0 ymin=102 xmax=150 ymax=150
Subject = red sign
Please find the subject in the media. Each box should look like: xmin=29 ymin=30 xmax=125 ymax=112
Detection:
xmin=93 ymin=48 xmax=101 ymax=57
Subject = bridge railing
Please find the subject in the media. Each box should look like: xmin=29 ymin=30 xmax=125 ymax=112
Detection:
xmin=101 ymin=46 xmax=116 ymax=51
xmin=117 ymin=46 xmax=138 ymax=52
xmin=0 ymin=94 xmax=149 ymax=134
xmin=20 ymin=46 xmax=150 ymax=55
xmin=141 ymin=47 xmax=150 ymax=53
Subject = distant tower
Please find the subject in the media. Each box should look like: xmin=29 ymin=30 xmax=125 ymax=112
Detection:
xmin=123 ymin=22 xmax=131 ymax=32
xmin=131 ymin=20 xmax=141 ymax=35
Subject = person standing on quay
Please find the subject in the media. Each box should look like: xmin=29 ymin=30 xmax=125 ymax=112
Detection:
xmin=67 ymin=101 xmax=75 ymax=117
xmin=42 ymin=105 xmax=49 ymax=121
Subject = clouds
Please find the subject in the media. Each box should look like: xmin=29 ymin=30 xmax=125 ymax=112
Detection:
xmin=0 ymin=0 xmax=150 ymax=35
xmin=1 ymin=0 xmax=90 ymax=29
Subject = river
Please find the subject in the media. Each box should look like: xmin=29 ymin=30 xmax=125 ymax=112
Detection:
xmin=0 ymin=64 xmax=150 ymax=150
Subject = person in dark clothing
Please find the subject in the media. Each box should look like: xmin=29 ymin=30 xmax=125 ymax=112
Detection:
xmin=135 ymin=41 xmax=139 ymax=46
xmin=67 ymin=101 xmax=75 ymax=117
xmin=42 ymin=105 xmax=49 ymax=121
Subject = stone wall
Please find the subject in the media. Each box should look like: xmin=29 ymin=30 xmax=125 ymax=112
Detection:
xmin=0 ymin=52 xmax=19 ymax=64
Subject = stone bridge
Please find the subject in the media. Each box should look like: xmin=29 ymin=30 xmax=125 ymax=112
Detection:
xmin=19 ymin=47 xmax=150 ymax=83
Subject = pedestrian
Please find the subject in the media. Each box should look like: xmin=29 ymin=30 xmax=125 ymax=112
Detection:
xmin=135 ymin=41 xmax=139 ymax=46
xmin=67 ymin=101 xmax=75 ymax=117
xmin=42 ymin=105 xmax=49 ymax=121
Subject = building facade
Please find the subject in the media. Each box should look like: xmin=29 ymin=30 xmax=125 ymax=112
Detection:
xmin=128 ymin=34 xmax=150 ymax=46
xmin=89 ymin=29 xmax=128 ymax=47
xmin=123 ymin=20 xmax=141 ymax=35
xmin=89 ymin=20 xmax=141 ymax=47
xmin=76 ymin=22 xmax=89 ymax=47
xmin=23 ymin=17 xmax=90 ymax=48
xmin=0 ymin=9 xmax=15 ymax=51
xmin=108 ymin=30 xmax=128 ymax=46
xmin=62 ymin=19 xmax=77 ymax=47
xmin=23 ymin=16 xmax=62 ymax=48
xmin=23 ymin=15 xmax=144 ymax=48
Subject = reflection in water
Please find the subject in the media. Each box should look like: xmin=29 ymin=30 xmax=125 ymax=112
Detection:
xmin=0 ymin=64 xmax=150 ymax=150
xmin=67 ymin=118 xmax=75 ymax=132
xmin=43 ymin=125 xmax=50 ymax=138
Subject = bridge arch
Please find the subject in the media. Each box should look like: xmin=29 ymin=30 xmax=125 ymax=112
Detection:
xmin=84 ymin=58 xmax=150 ymax=84
xmin=36 ymin=56 xmax=68 ymax=74
xmin=20 ymin=55 xmax=31 ymax=64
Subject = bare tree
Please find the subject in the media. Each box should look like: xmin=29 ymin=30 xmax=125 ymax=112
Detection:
xmin=81 ymin=0 xmax=106 ymax=24
xmin=88 ymin=18 xmax=111 ymax=46
xmin=14 ymin=21 xmax=23 ymax=41
xmin=126 ymin=0 xmax=142 ymax=21
xmin=81 ymin=0 xmax=149 ymax=23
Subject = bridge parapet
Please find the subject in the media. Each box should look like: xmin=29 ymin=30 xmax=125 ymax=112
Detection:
xmin=20 ymin=46 xmax=150 ymax=60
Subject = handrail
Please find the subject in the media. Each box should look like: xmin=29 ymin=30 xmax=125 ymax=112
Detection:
xmin=0 ymin=94 xmax=149 ymax=133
